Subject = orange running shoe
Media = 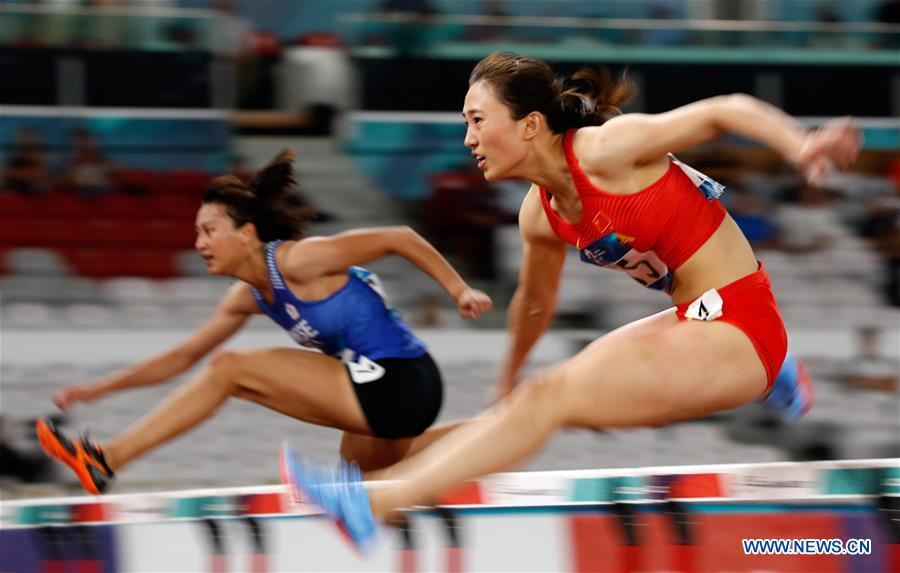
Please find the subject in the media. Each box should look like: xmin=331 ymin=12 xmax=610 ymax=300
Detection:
xmin=35 ymin=418 xmax=115 ymax=494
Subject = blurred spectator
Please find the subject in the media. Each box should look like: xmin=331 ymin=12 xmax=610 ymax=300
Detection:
xmin=77 ymin=0 xmax=126 ymax=49
xmin=165 ymin=20 xmax=201 ymax=50
xmin=859 ymin=195 xmax=898 ymax=242
xmin=727 ymin=187 xmax=777 ymax=248
xmin=841 ymin=327 xmax=899 ymax=391
xmin=815 ymin=2 xmax=842 ymax=24
xmin=238 ymin=29 xmax=281 ymax=109
xmin=874 ymin=0 xmax=900 ymax=48
xmin=773 ymin=183 xmax=847 ymax=253
xmin=811 ymin=3 xmax=845 ymax=48
xmin=2 ymin=128 xmax=50 ymax=195
xmin=61 ymin=127 xmax=115 ymax=196
xmin=468 ymin=1 xmax=511 ymax=42
xmin=425 ymin=166 xmax=514 ymax=280
xmin=876 ymin=215 xmax=900 ymax=306
xmin=484 ymin=0 xmax=508 ymax=18
xmin=876 ymin=0 xmax=900 ymax=21
xmin=859 ymin=194 xmax=900 ymax=305
xmin=412 ymin=292 xmax=465 ymax=328
xmin=383 ymin=0 xmax=436 ymax=15
xmin=641 ymin=0 xmax=687 ymax=46
xmin=379 ymin=0 xmax=437 ymax=56
xmin=212 ymin=0 xmax=252 ymax=58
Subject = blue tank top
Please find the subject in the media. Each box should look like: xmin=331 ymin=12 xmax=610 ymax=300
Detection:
xmin=250 ymin=240 xmax=427 ymax=363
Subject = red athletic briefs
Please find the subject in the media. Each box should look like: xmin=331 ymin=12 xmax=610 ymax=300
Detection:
xmin=675 ymin=261 xmax=787 ymax=391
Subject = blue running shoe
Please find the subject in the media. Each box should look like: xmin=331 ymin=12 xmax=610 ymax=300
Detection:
xmin=279 ymin=442 xmax=378 ymax=553
xmin=760 ymin=352 xmax=814 ymax=422
xmin=279 ymin=442 xmax=318 ymax=506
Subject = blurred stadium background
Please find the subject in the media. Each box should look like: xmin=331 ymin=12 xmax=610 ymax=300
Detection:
xmin=1 ymin=0 xmax=898 ymax=499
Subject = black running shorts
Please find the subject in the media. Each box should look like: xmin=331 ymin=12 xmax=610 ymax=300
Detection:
xmin=345 ymin=352 xmax=443 ymax=439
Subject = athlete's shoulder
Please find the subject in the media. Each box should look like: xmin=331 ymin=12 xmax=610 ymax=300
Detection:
xmin=274 ymin=238 xmax=300 ymax=263
xmin=219 ymin=281 xmax=260 ymax=315
xmin=519 ymin=184 xmax=542 ymax=222
xmin=520 ymin=184 xmax=561 ymax=245
xmin=275 ymin=238 xmax=312 ymax=279
xmin=573 ymin=116 xmax=651 ymax=174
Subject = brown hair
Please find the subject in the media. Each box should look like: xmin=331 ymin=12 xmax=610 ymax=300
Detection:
xmin=469 ymin=52 xmax=636 ymax=133
xmin=202 ymin=148 xmax=315 ymax=242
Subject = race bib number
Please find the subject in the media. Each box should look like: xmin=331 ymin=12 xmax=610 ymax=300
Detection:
xmin=340 ymin=349 xmax=386 ymax=384
xmin=684 ymin=288 xmax=724 ymax=321
xmin=580 ymin=233 xmax=672 ymax=292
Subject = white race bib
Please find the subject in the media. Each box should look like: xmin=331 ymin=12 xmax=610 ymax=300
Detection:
xmin=341 ymin=350 xmax=386 ymax=384
xmin=684 ymin=288 xmax=724 ymax=321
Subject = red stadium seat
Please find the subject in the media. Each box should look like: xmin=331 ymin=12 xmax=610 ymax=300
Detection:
xmin=127 ymin=248 xmax=179 ymax=277
xmin=146 ymin=194 xmax=200 ymax=221
xmin=140 ymin=219 xmax=197 ymax=248
xmin=61 ymin=247 xmax=178 ymax=278
xmin=60 ymin=247 xmax=122 ymax=278
xmin=156 ymin=170 xmax=211 ymax=196
xmin=0 ymin=193 xmax=40 ymax=217
xmin=0 ymin=217 xmax=61 ymax=247
xmin=112 ymin=168 xmax=155 ymax=195
xmin=888 ymin=158 xmax=900 ymax=187
xmin=95 ymin=194 xmax=149 ymax=218
xmin=0 ymin=215 xmax=196 ymax=251
xmin=43 ymin=193 xmax=96 ymax=218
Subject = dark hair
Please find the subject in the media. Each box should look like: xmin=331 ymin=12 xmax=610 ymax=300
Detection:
xmin=469 ymin=52 xmax=637 ymax=133
xmin=202 ymin=148 xmax=315 ymax=242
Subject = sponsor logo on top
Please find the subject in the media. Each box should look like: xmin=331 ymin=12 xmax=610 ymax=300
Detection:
xmin=724 ymin=466 xmax=821 ymax=499
xmin=484 ymin=473 xmax=569 ymax=506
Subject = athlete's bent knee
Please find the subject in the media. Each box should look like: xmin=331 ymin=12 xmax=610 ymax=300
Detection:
xmin=207 ymin=350 xmax=244 ymax=393
xmin=511 ymin=371 xmax=569 ymax=428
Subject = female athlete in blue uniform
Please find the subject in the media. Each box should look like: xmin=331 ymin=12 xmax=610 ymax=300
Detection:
xmin=36 ymin=148 xmax=492 ymax=494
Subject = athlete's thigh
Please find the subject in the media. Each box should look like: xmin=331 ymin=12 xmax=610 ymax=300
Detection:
xmin=228 ymin=347 xmax=370 ymax=434
xmin=553 ymin=311 xmax=768 ymax=428
xmin=340 ymin=432 xmax=413 ymax=472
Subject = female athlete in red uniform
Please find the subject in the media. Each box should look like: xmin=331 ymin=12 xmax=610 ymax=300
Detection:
xmin=283 ymin=52 xmax=861 ymax=548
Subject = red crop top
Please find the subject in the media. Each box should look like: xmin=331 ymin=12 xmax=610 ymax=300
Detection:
xmin=539 ymin=129 xmax=726 ymax=292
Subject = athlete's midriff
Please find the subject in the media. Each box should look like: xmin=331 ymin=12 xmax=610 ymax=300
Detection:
xmin=666 ymin=216 xmax=760 ymax=305
xmin=542 ymin=129 xmax=727 ymax=266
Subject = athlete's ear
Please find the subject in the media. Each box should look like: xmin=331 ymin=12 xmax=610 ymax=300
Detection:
xmin=522 ymin=111 xmax=544 ymax=141
xmin=239 ymin=222 xmax=258 ymax=244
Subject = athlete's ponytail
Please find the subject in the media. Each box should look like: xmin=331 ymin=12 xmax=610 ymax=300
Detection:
xmin=549 ymin=67 xmax=636 ymax=131
xmin=202 ymin=148 xmax=315 ymax=241
xmin=469 ymin=52 xmax=636 ymax=133
xmin=248 ymin=148 xmax=295 ymax=202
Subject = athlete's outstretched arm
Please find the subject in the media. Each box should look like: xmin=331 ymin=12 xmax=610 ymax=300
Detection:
xmin=494 ymin=187 xmax=567 ymax=400
xmin=283 ymin=226 xmax=491 ymax=318
xmin=583 ymin=94 xmax=860 ymax=184
xmin=53 ymin=283 xmax=254 ymax=410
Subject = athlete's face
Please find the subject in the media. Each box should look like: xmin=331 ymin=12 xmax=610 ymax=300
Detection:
xmin=194 ymin=203 xmax=246 ymax=275
xmin=463 ymin=81 xmax=529 ymax=181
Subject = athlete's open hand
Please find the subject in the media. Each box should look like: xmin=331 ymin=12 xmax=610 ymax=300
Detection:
xmin=795 ymin=117 xmax=861 ymax=185
xmin=53 ymin=384 xmax=102 ymax=411
xmin=456 ymin=287 xmax=492 ymax=319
